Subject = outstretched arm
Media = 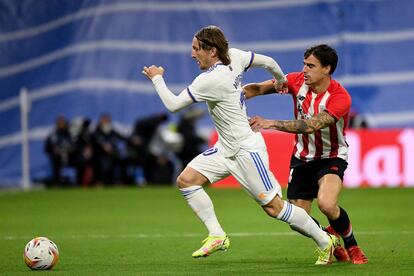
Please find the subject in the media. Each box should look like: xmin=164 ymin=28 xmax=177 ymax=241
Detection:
xmin=243 ymin=80 xmax=276 ymax=99
xmin=142 ymin=65 xmax=193 ymax=112
xmin=249 ymin=111 xmax=336 ymax=134
xmin=250 ymin=53 xmax=288 ymax=93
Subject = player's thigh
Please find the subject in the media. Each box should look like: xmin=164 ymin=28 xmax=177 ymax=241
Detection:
xmin=317 ymin=174 xmax=342 ymax=206
xmin=316 ymin=158 xmax=347 ymax=205
xmin=185 ymin=148 xmax=230 ymax=186
xmin=232 ymin=149 xmax=282 ymax=205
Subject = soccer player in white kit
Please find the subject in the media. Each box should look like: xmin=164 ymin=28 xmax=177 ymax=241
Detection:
xmin=142 ymin=25 xmax=338 ymax=265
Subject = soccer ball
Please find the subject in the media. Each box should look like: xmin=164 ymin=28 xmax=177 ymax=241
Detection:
xmin=23 ymin=237 xmax=59 ymax=270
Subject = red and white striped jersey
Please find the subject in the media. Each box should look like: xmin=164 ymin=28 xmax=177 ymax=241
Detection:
xmin=285 ymin=72 xmax=351 ymax=162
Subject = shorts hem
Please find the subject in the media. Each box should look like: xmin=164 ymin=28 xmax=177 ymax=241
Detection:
xmin=259 ymin=189 xmax=282 ymax=206
xmin=186 ymin=164 xmax=215 ymax=184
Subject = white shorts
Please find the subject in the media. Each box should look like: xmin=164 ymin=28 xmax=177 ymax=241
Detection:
xmin=187 ymin=147 xmax=282 ymax=205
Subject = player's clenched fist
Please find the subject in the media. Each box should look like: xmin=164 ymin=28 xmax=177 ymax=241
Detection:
xmin=274 ymin=80 xmax=289 ymax=94
xmin=142 ymin=65 xmax=165 ymax=80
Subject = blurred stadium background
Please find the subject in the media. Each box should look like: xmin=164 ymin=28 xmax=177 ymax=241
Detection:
xmin=2 ymin=1 xmax=414 ymax=274
xmin=1 ymin=0 xmax=414 ymax=188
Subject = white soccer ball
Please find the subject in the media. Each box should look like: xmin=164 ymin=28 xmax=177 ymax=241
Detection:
xmin=23 ymin=237 xmax=59 ymax=270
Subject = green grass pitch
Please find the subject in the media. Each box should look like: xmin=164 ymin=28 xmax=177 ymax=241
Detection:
xmin=1 ymin=186 xmax=413 ymax=275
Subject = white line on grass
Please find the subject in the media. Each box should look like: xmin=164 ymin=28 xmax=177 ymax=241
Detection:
xmin=2 ymin=230 xmax=413 ymax=241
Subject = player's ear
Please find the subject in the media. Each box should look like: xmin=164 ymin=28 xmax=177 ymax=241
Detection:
xmin=210 ymin=47 xmax=218 ymax=58
xmin=323 ymin=65 xmax=331 ymax=75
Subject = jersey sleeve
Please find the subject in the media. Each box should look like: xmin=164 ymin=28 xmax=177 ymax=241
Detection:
xmin=325 ymin=91 xmax=352 ymax=121
xmin=187 ymin=74 xmax=220 ymax=102
xmin=229 ymin=48 xmax=254 ymax=71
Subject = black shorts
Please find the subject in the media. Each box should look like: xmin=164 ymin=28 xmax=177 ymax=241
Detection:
xmin=287 ymin=157 xmax=348 ymax=200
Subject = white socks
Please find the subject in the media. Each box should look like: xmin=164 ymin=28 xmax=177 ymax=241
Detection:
xmin=179 ymin=187 xmax=329 ymax=248
xmin=180 ymin=186 xmax=225 ymax=237
xmin=277 ymin=201 xmax=329 ymax=249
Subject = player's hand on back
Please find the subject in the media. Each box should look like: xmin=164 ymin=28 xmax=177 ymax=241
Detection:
xmin=142 ymin=65 xmax=165 ymax=80
xmin=249 ymin=115 xmax=273 ymax=132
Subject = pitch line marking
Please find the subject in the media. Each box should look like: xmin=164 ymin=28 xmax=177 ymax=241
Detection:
xmin=2 ymin=230 xmax=413 ymax=241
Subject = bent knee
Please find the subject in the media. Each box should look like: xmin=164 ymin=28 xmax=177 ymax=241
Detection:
xmin=176 ymin=174 xmax=191 ymax=188
xmin=317 ymin=200 xmax=338 ymax=217
xmin=176 ymin=168 xmax=208 ymax=188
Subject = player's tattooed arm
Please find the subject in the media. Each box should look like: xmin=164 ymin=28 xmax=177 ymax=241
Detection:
xmin=249 ymin=111 xmax=336 ymax=134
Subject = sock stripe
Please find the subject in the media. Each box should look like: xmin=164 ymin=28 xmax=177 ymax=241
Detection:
xmin=342 ymin=224 xmax=353 ymax=238
xmin=280 ymin=202 xmax=292 ymax=222
xmin=180 ymin=187 xmax=202 ymax=198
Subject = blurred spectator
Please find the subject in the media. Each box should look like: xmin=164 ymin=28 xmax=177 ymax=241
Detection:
xmin=71 ymin=118 xmax=94 ymax=186
xmin=128 ymin=113 xmax=169 ymax=166
xmin=92 ymin=114 xmax=127 ymax=185
xmin=44 ymin=116 xmax=75 ymax=186
xmin=348 ymin=108 xmax=369 ymax=129
xmin=176 ymin=108 xmax=207 ymax=167
xmin=127 ymin=113 xmax=176 ymax=184
xmin=148 ymin=124 xmax=182 ymax=184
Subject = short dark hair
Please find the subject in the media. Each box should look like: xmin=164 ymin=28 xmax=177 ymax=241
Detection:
xmin=304 ymin=44 xmax=338 ymax=74
xmin=195 ymin=25 xmax=231 ymax=65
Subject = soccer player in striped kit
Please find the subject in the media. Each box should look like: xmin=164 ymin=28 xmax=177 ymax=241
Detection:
xmin=142 ymin=26 xmax=338 ymax=265
xmin=245 ymin=44 xmax=368 ymax=264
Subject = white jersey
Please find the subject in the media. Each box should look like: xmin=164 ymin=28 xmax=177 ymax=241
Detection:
xmin=187 ymin=48 xmax=266 ymax=157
